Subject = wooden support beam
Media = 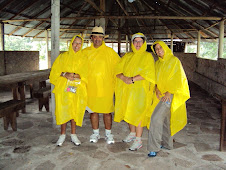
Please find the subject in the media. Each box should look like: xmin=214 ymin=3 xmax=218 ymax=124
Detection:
xmin=3 ymin=15 xmax=223 ymax=23
xmin=0 ymin=0 xmax=15 ymax=12
xmin=116 ymin=0 xmax=129 ymax=16
xmin=218 ymin=20 xmax=224 ymax=58
xmin=51 ymin=0 xmax=60 ymax=127
xmin=9 ymin=0 xmax=38 ymax=20
xmin=0 ymin=23 xmax=5 ymax=51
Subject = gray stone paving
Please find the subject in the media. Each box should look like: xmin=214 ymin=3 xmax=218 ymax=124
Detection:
xmin=0 ymin=82 xmax=226 ymax=170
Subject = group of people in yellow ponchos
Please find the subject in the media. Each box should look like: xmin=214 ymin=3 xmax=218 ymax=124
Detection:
xmin=49 ymin=26 xmax=190 ymax=157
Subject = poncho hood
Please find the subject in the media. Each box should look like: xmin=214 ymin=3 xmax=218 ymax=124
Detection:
xmin=131 ymin=33 xmax=147 ymax=54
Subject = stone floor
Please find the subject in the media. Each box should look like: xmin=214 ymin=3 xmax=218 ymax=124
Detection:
xmin=0 ymin=82 xmax=226 ymax=170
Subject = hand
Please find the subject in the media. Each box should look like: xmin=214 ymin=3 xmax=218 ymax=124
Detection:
xmin=161 ymin=91 xmax=171 ymax=102
xmin=74 ymin=74 xmax=81 ymax=79
xmin=155 ymin=87 xmax=162 ymax=100
xmin=65 ymin=72 xmax=75 ymax=81
xmin=122 ymin=76 xmax=133 ymax=84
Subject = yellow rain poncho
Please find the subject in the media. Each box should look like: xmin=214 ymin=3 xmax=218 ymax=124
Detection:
xmin=114 ymin=33 xmax=155 ymax=127
xmin=49 ymin=35 xmax=87 ymax=126
xmin=83 ymin=41 xmax=120 ymax=113
xmin=148 ymin=40 xmax=190 ymax=136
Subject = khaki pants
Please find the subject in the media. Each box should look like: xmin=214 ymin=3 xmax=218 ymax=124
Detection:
xmin=147 ymin=97 xmax=173 ymax=152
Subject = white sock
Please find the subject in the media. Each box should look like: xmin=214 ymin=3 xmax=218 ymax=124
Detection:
xmin=136 ymin=137 xmax=141 ymax=142
xmin=93 ymin=129 xmax=99 ymax=135
xmin=130 ymin=132 xmax=136 ymax=136
xmin=105 ymin=129 xmax=111 ymax=136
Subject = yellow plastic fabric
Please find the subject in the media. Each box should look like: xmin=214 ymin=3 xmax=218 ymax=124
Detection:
xmin=148 ymin=40 xmax=190 ymax=136
xmin=114 ymin=33 xmax=155 ymax=127
xmin=83 ymin=42 xmax=120 ymax=113
xmin=49 ymin=35 xmax=87 ymax=126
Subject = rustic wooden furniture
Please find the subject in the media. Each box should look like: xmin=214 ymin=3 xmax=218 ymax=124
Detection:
xmin=33 ymin=86 xmax=51 ymax=112
xmin=0 ymin=69 xmax=50 ymax=113
xmin=0 ymin=100 xmax=25 ymax=131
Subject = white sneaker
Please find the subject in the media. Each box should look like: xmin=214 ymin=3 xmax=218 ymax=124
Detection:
xmin=56 ymin=134 xmax=66 ymax=146
xmin=90 ymin=133 xmax=100 ymax=143
xmin=105 ymin=134 xmax=115 ymax=144
xmin=122 ymin=134 xmax=136 ymax=143
xmin=129 ymin=140 xmax=142 ymax=151
xmin=71 ymin=134 xmax=81 ymax=146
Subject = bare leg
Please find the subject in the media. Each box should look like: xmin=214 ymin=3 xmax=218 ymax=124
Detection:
xmin=103 ymin=113 xmax=112 ymax=130
xmin=61 ymin=123 xmax=67 ymax=134
xmin=90 ymin=112 xmax=99 ymax=129
xmin=129 ymin=124 xmax=136 ymax=133
xmin=71 ymin=120 xmax=76 ymax=134
xmin=135 ymin=122 xmax=143 ymax=137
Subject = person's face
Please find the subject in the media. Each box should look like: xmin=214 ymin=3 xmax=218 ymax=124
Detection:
xmin=133 ymin=37 xmax=144 ymax=51
xmin=72 ymin=37 xmax=82 ymax=52
xmin=91 ymin=35 xmax=104 ymax=48
xmin=155 ymin=43 xmax=165 ymax=58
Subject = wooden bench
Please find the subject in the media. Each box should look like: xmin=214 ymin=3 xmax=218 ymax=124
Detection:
xmin=33 ymin=86 xmax=51 ymax=112
xmin=0 ymin=100 xmax=25 ymax=131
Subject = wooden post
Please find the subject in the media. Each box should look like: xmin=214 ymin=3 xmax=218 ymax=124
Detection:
xmin=46 ymin=30 xmax=49 ymax=68
xmin=218 ymin=20 xmax=224 ymax=59
xmin=51 ymin=0 xmax=60 ymax=127
xmin=170 ymin=33 xmax=174 ymax=52
xmin=126 ymin=35 xmax=128 ymax=53
xmin=197 ymin=30 xmax=201 ymax=58
xmin=0 ymin=22 xmax=4 ymax=51
xmin=118 ymin=29 xmax=121 ymax=55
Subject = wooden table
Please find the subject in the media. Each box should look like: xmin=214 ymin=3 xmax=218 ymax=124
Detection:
xmin=0 ymin=69 xmax=51 ymax=113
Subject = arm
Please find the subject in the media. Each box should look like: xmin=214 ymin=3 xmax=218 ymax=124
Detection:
xmin=155 ymin=85 xmax=171 ymax=102
xmin=116 ymin=74 xmax=145 ymax=84
xmin=61 ymin=72 xmax=81 ymax=81
xmin=161 ymin=91 xmax=171 ymax=102
xmin=116 ymin=73 xmax=133 ymax=84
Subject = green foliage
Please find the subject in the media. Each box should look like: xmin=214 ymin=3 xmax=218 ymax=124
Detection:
xmin=186 ymin=39 xmax=226 ymax=60
xmin=200 ymin=41 xmax=218 ymax=60
xmin=5 ymin=36 xmax=33 ymax=51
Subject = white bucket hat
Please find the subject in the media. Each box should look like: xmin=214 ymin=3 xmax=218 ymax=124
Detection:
xmin=131 ymin=33 xmax=146 ymax=42
xmin=90 ymin=26 xmax=109 ymax=38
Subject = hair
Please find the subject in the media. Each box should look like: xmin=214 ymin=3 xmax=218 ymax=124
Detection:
xmin=153 ymin=44 xmax=157 ymax=53
xmin=133 ymin=37 xmax=145 ymax=43
xmin=74 ymin=36 xmax=82 ymax=40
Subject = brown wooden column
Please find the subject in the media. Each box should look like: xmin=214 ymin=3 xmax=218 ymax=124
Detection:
xmin=0 ymin=22 xmax=4 ymax=51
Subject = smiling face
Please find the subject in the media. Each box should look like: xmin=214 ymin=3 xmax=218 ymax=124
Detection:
xmin=91 ymin=35 xmax=104 ymax=48
xmin=155 ymin=43 xmax=165 ymax=58
xmin=133 ymin=37 xmax=144 ymax=51
xmin=72 ymin=37 xmax=82 ymax=52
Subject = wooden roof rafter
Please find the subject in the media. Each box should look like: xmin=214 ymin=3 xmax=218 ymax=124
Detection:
xmin=30 ymin=0 xmax=81 ymax=39
xmin=11 ymin=5 xmax=51 ymax=37
xmin=165 ymin=0 xmax=217 ymax=39
xmin=146 ymin=0 xmax=195 ymax=41
xmin=85 ymin=0 xmax=117 ymax=26
xmin=128 ymin=1 xmax=154 ymax=40
xmin=0 ymin=0 xmax=15 ymax=12
xmin=60 ymin=1 xmax=88 ymax=37
xmin=156 ymin=0 xmax=212 ymax=40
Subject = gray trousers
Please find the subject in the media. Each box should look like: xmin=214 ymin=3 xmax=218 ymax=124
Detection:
xmin=147 ymin=97 xmax=173 ymax=152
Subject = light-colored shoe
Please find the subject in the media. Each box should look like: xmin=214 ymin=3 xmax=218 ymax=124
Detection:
xmin=122 ymin=134 xmax=136 ymax=143
xmin=56 ymin=134 xmax=66 ymax=146
xmin=71 ymin=134 xmax=81 ymax=146
xmin=129 ymin=140 xmax=142 ymax=151
xmin=105 ymin=134 xmax=115 ymax=144
xmin=90 ymin=133 xmax=100 ymax=143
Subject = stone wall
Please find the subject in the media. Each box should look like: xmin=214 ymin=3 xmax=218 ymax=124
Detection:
xmin=0 ymin=51 xmax=39 ymax=75
xmin=176 ymin=53 xmax=226 ymax=97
